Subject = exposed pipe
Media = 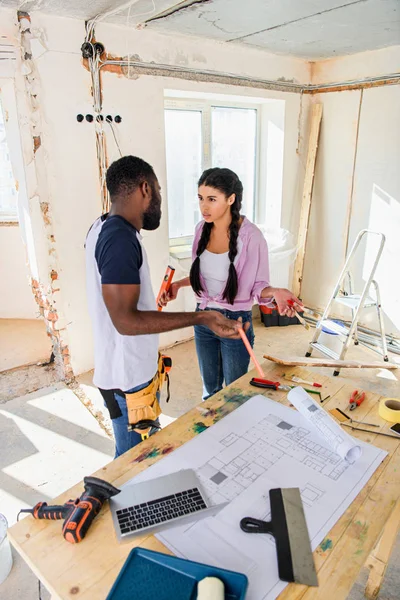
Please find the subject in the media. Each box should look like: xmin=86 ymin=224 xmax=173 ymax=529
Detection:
xmin=98 ymin=57 xmax=400 ymax=100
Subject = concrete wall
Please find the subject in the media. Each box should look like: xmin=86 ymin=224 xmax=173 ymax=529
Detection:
xmin=0 ymin=9 xmax=310 ymax=376
xmin=302 ymin=46 xmax=400 ymax=336
xmin=0 ymin=225 xmax=38 ymax=319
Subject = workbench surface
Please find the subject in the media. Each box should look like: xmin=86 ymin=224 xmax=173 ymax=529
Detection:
xmin=8 ymin=361 xmax=400 ymax=600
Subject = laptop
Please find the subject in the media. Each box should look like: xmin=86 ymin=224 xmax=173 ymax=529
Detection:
xmin=110 ymin=469 xmax=227 ymax=542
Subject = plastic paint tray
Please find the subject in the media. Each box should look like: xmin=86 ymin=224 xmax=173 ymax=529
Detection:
xmin=106 ymin=547 xmax=248 ymax=600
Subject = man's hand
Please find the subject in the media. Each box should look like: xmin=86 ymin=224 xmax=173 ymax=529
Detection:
xmin=102 ymin=283 xmax=249 ymax=337
xmin=201 ymin=312 xmax=250 ymax=339
xmin=273 ymin=288 xmax=304 ymax=317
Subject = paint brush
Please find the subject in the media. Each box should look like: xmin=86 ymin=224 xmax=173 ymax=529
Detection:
xmin=288 ymin=300 xmax=310 ymax=330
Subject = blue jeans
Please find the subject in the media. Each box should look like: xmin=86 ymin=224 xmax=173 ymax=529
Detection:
xmin=110 ymin=381 xmax=160 ymax=459
xmin=194 ymin=307 xmax=255 ymax=400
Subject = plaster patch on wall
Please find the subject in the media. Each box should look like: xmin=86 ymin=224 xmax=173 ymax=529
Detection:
xmin=40 ymin=201 xmax=51 ymax=225
xmin=17 ymin=10 xmax=74 ymax=381
xmin=33 ymin=134 xmax=41 ymax=152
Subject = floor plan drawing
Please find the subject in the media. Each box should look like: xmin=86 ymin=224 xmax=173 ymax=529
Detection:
xmin=133 ymin=395 xmax=387 ymax=600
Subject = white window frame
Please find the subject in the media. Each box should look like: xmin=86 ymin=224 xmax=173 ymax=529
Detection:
xmin=0 ymin=92 xmax=18 ymax=223
xmin=165 ymin=98 xmax=261 ymax=246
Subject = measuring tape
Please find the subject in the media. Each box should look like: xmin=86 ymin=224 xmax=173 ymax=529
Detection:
xmin=379 ymin=398 xmax=400 ymax=423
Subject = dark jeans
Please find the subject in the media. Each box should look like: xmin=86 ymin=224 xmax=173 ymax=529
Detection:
xmin=107 ymin=381 xmax=160 ymax=458
xmin=194 ymin=306 xmax=255 ymax=400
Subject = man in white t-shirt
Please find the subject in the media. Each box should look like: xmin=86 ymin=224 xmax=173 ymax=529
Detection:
xmin=86 ymin=156 xmax=243 ymax=457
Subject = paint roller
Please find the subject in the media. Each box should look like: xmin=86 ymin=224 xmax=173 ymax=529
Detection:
xmin=197 ymin=577 xmax=224 ymax=600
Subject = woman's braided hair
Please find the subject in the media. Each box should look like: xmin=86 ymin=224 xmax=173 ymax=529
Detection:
xmin=190 ymin=167 xmax=243 ymax=305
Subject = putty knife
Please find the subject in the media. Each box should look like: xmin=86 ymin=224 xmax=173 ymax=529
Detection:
xmin=240 ymin=488 xmax=318 ymax=586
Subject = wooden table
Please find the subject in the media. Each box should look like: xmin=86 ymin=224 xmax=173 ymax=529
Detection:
xmin=8 ymin=361 xmax=400 ymax=600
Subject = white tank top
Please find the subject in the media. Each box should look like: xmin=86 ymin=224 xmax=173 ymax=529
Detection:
xmin=85 ymin=217 xmax=159 ymax=391
xmin=200 ymin=250 xmax=230 ymax=308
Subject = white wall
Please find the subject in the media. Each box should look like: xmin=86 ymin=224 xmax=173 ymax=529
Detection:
xmin=302 ymin=46 xmax=400 ymax=336
xmin=2 ymin=11 xmax=309 ymax=375
xmin=0 ymin=225 xmax=38 ymax=318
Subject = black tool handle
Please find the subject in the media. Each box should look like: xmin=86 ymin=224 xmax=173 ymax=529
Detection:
xmin=83 ymin=476 xmax=120 ymax=502
xmin=24 ymin=501 xmax=74 ymax=520
xmin=240 ymin=517 xmax=274 ymax=535
xmin=250 ymin=381 xmax=277 ymax=390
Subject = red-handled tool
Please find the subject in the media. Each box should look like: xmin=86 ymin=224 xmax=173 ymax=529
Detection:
xmin=349 ymin=390 xmax=366 ymax=411
xmin=238 ymin=327 xmax=292 ymax=390
xmin=250 ymin=378 xmax=292 ymax=391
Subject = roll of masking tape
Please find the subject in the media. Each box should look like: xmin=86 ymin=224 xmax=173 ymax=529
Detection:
xmin=379 ymin=398 xmax=400 ymax=423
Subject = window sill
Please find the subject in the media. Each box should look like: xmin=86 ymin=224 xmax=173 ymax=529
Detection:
xmin=169 ymin=244 xmax=192 ymax=260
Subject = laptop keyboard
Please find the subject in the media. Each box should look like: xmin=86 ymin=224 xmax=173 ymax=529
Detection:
xmin=116 ymin=487 xmax=207 ymax=536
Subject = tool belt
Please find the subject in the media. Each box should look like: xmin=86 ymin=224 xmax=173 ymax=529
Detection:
xmin=99 ymin=354 xmax=172 ymax=441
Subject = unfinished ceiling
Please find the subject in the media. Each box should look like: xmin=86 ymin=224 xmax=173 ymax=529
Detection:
xmin=1 ymin=0 xmax=399 ymax=59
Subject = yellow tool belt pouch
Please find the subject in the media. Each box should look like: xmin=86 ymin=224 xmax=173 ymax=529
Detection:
xmin=125 ymin=354 xmax=171 ymax=437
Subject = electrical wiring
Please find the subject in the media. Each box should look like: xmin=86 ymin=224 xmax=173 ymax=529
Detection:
xmin=85 ymin=0 xmax=157 ymax=43
xmin=107 ymin=120 xmax=123 ymax=158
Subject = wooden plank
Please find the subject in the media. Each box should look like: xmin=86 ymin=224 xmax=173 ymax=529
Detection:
xmin=263 ymin=353 xmax=398 ymax=370
xmin=364 ymin=498 xmax=400 ymax=600
xmin=7 ymin=363 xmax=399 ymax=600
xmin=278 ymin=381 xmax=400 ymax=600
xmin=292 ymin=103 xmax=323 ymax=298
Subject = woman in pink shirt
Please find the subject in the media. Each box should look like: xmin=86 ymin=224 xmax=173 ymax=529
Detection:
xmin=165 ymin=167 xmax=303 ymax=399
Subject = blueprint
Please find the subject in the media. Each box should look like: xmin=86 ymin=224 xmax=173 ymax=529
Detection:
xmin=132 ymin=395 xmax=387 ymax=600
xmin=288 ymin=387 xmax=362 ymax=463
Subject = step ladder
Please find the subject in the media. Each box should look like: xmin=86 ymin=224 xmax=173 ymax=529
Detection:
xmin=306 ymin=229 xmax=388 ymax=375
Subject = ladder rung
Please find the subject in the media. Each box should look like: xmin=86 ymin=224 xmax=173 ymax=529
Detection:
xmin=335 ymin=296 xmax=376 ymax=309
xmin=310 ymin=342 xmax=341 ymax=361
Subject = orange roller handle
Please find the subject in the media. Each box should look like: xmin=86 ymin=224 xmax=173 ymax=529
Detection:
xmin=238 ymin=327 xmax=265 ymax=379
xmin=156 ymin=266 xmax=175 ymax=311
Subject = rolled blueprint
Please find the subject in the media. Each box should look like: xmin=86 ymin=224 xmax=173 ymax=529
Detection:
xmin=288 ymin=387 xmax=362 ymax=463
xmin=197 ymin=576 xmax=225 ymax=600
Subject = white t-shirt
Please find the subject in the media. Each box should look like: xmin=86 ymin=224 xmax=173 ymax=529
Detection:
xmin=85 ymin=215 xmax=159 ymax=391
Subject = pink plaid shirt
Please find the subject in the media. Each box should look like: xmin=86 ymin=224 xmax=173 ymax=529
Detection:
xmin=192 ymin=217 xmax=274 ymax=311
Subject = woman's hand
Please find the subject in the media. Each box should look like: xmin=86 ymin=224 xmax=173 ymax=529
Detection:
xmin=167 ymin=282 xmax=180 ymax=302
xmin=272 ymin=288 xmax=304 ymax=317
xmin=157 ymin=278 xmax=190 ymax=308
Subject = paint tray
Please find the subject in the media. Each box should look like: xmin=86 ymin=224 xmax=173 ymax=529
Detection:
xmin=106 ymin=547 xmax=248 ymax=600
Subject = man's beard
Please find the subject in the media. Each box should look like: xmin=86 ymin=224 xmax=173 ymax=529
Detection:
xmin=142 ymin=186 xmax=161 ymax=231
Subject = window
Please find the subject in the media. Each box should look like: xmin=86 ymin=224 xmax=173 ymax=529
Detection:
xmin=164 ymin=94 xmax=284 ymax=245
xmin=211 ymin=107 xmax=257 ymax=219
xmin=0 ymin=99 xmax=18 ymax=221
xmin=165 ymin=98 xmax=260 ymax=244
xmin=165 ymin=109 xmax=202 ymax=239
